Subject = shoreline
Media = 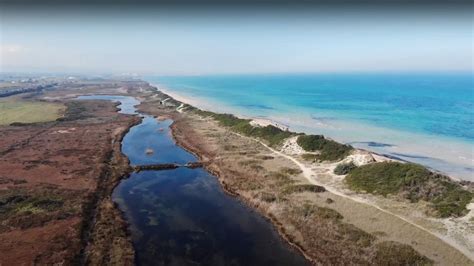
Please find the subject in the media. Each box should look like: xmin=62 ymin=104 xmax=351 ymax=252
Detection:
xmin=147 ymin=87 xmax=473 ymax=263
xmin=169 ymin=121 xmax=317 ymax=264
xmin=82 ymin=114 xmax=140 ymax=265
xmin=170 ymin=119 xmax=317 ymax=264
xmin=152 ymin=82 xmax=474 ymax=182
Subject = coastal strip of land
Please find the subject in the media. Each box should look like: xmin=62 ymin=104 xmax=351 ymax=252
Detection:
xmin=138 ymin=85 xmax=473 ymax=265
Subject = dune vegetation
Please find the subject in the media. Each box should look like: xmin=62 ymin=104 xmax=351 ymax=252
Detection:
xmin=333 ymin=162 xmax=357 ymax=175
xmin=191 ymin=108 xmax=295 ymax=147
xmin=296 ymin=134 xmax=353 ymax=161
xmin=346 ymin=162 xmax=473 ymax=217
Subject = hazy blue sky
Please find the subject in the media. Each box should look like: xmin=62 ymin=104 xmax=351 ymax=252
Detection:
xmin=1 ymin=6 xmax=472 ymax=74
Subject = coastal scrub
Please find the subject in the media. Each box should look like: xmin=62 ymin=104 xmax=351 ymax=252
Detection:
xmin=297 ymin=135 xmax=353 ymax=161
xmin=191 ymin=108 xmax=294 ymax=147
xmin=346 ymin=162 xmax=473 ymax=217
xmin=334 ymin=162 xmax=357 ymax=175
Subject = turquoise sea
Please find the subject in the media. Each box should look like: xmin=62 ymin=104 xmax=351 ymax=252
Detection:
xmin=145 ymin=73 xmax=474 ymax=181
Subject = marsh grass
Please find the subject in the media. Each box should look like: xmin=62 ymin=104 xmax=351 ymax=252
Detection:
xmin=268 ymin=172 xmax=296 ymax=187
xmin=280 ymin=167 xmax=302 ymax=176
xmin=301 ymin=153 xmax=319 ymax=162
xmin=259 ymin=192 xmax=277 ymax=203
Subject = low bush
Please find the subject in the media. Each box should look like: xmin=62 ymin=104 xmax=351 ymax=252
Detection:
xmin=334 ymin=162 xmax=357 ymax=175
xmin=346 ymin=162 xmax=433 ymax=195
xmin=346 ymin=162 xmax=473 ymax=217
xmin=297 ymin=135 xmax=353 ymax=161
xmin=193 ymin=110 xmax=295 ymax=147
xmin=429 ymin=180 xmax=473 ymax=218
xmin=282 ymin=184 xmax=326 ymax=195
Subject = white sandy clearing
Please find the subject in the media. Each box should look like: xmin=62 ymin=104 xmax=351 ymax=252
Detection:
xmin=250 ymin=118 xmax=289 ymax=131
xmin=281 ymin=136 xmax=307 ymax=155
xmin=176 ymin=103 xmax=186 ymax=113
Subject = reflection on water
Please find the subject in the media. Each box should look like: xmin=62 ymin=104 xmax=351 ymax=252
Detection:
xmin=77 ymin=95 xmax=139 ymax=114
xmin=114 ymin=168 xmax=308 ymax=266
xmin=122 ymin=117 xmax=196 ymax=166
xmin=79 ymin=95 xmax=308 ymax=265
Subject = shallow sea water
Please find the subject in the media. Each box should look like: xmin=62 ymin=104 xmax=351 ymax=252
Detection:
xmin=147 ymin=73 xmax=474 ymax=180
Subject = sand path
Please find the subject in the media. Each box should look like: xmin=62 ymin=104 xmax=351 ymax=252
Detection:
xmin=230 ymin=131 xmax=473 ymax=261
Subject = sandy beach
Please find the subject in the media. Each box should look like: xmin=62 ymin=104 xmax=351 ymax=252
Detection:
xmin=152 ymin=82 xmax=474 ymax=182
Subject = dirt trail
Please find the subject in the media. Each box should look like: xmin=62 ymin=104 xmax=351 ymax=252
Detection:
xmin=232 ymin=131 xmax=474 ymax=262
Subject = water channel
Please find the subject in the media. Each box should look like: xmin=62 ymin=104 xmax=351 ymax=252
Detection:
xmin=78 ymin=95 xmax=308 ymax=266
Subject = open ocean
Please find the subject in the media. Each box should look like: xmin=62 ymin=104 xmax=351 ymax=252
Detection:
xmin=145 ymin=73 xmax=474 ymax=181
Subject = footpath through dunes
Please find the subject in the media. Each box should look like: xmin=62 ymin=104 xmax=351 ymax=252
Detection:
xmin=0 ymin=96 xmax=139 ymax=264
xmin=137 ymin=88 xmax=474 ymax=265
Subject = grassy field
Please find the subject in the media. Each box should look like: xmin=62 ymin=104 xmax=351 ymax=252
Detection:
xmin=0 ymin=99 xmax=65 ymax=125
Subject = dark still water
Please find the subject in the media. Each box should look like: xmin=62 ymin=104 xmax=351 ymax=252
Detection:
xmin=114 ymin=168 xmax=308 ymax=265
xmin=80 ymin=95 xmax=309 ymax=265
xmin=122 ymin=117 xmax=196 ymax=166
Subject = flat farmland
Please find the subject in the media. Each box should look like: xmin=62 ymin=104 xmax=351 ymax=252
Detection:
xmin=0 ymin=99 xmax=65 ymax=125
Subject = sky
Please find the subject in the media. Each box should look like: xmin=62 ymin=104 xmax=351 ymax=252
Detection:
xmin=1 ymin=4 xmax=472 ymax=75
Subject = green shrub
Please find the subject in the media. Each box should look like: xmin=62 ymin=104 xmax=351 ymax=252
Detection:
xmin=297 ymin=135 xmax=353 ymax=161
xmin=430 ymin=180 xmax=473 ymax=218
xmin=346 ymin=162 xmax=431 ymax=195
xmin=346 ymin=162 xmax=473 ymax=217
xmin=334 ymin=162 xmax=357 ymax=175
xmin=193 ymin=110 xmax=295 ymax=147
xmin=282 ymin=184 xmax=326 ymax=195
